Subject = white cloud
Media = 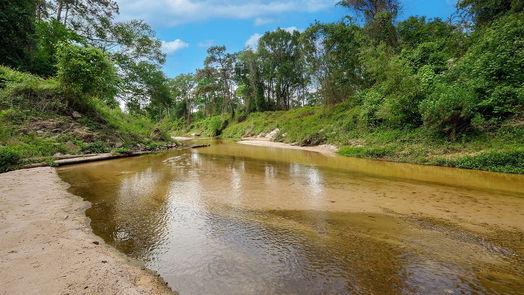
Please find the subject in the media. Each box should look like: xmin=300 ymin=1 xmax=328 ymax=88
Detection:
xmin=117 ymin=0 xmax=336 ymax=27
xmin=197 ymin=40 xmax=216 ymax=48
xmin=245 ymin=26 xmax=302 ymax=50
xmin=254 ymin=17 xmax=274 ymax=26
xmin=283 ymin=26 xmax=300 ymax=33
xmin=245 ymin=33 xmax=262 ymax=49
xmin=161 ymin=39 xmax=189 ymax=54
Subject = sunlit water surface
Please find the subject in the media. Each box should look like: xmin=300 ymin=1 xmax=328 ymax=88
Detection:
xmin=58 ymin=140 xmax=524 ymax=295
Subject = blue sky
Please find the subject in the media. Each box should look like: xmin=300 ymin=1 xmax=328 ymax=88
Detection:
xmin=117 ymin=0 xmax=458 ymax=77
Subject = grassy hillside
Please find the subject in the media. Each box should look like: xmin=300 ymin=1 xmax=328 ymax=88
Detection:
xmin=0 ymin=66 xmax=175 ymax=172
xmin=183 ymin=103 xmax=524 ymax=174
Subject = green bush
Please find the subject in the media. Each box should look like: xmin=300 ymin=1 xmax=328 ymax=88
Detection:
xmin=434 ymin=150 xmax=524 ymax=174
xmin=358 ymin=47 xmax=424 ymax=128
xmin=461 ymin=13 xmax=524 ymax=119
xmin=31 ymin=19 xmax=86 ymax=76
xmin=425 ymin=12 xmax=524 ymax=135
xmin=111 ymin=147 xmax=130 ymax=154
xmin=55 ymin=43 xmax=118 ymax=108
xmin=0 ymin=146 xmax=21 ymax=172
xmin=419 ymin=84 xmax=477 ymax=137
xmin=193 ymin=115 xmax=229 ymax=136
xmin=82 ymin=141 xmax=109 ymax=153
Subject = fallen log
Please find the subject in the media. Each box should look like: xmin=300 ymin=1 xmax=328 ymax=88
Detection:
xmin=20 ymin=144 xmax=209 ymax=169
xmin=54 ymin=151 xmax=152 ymax=166
xmin=190 ymin=144 xmax=211 ymax=149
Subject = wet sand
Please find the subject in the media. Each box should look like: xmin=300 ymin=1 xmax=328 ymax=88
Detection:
xmin=0 ymin=167 xmax=174 ymax=295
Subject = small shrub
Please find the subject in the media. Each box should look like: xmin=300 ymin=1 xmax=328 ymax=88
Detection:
xmin=0 ymin=146 xmax=21 ymax=172
xmin=82 ymin=141 xmax=109 ymax=153
xmin=111 ymin=147 xmax=130 ymax=154
xmin=146 ymin=141 xmax=164 ymax=151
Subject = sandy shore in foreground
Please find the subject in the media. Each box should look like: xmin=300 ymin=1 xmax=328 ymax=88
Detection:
xmin=0 ymin=167 xmax=174 ymax=295
xmin=237 ymin=138 xmax=338 ymax=154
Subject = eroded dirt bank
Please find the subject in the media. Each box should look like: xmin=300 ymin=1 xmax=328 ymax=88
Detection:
xmin=0 ymin=167 xmax=174 ymax=295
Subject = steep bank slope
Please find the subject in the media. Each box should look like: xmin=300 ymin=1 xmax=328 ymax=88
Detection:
xmin=0 ymin=167 xmax=174 ymax=294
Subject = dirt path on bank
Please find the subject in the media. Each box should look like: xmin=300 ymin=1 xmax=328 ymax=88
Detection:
xmin=0 ymin=167 xmax=175 ymax=295
xmin=237 ymin=138 xmax=338 ymax=154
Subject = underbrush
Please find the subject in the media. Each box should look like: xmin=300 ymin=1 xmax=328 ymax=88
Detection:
xmin=185 ymin=115 xmax=230 ymax=136
xmin=432 ymin=150 xmax=524 ymax=174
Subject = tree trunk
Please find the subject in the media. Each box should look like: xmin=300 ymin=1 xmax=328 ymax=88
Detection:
xmin=64 ymin=3 xmax=70 ymax=26
xmin=56 ymin=0 xmax=64 ymax=23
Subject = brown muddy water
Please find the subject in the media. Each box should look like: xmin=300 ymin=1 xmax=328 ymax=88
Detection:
xmin=57 ymin=139 xmax=524 ymax=295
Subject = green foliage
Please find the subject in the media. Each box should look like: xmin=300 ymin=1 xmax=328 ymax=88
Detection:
xmin=56 ymin=43 xmax=118 ymax=108
xmin=358 ymin=46 xmax=424 ymax=127
xmin=131 ymin=62 xmax=172 ymax=120
xmin=0 ymin=146 xmax=21 ymax=173
xmin=234 ymin=50 xmax=267 ymax=112
xmin=458 ymin=0 xmax=523 ymax=26
xmin=0 ymin=67 xmax=176 ymax=168
xmin=0 ymin=65 xmax=64 ymax=112
xmin=451 ymin=12 xmax=524 ymax=119
xmin=31 ymin=19 xmax=86 ymax=76
xmin=397 ymin=16 xmax=464 ymax=55
xmin=257 ymin=29 xmax=306 ymax=110
xmin=420 ymin=84 xmax=478 ymax=137
xmin=192 ymin=115 xmax=229 ymax=136
xmin=366 ymin=11 xmax=398 ymax=47
xmin=433 ymin=150 xmax=524 ymax=173
xmin=0 ymin=0 xmax=35 ymax=70
xmin=301 ymin=20 xmax=365 ymax=105
xmin=111 ymin=147 xmax=131 ymax=154
xmin=82 ymin=141 xmax=109 ymax=153
xmin=337 ymin=0 xmax=400 ymax=22
xmin=420 ymin=12 xmax=524 ymax=135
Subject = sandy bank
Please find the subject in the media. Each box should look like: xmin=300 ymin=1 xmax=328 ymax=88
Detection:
xmin=238 ymin=138 xmax=338 ymax=154
xmin=0 ymin=167 xmax=174 ymax=295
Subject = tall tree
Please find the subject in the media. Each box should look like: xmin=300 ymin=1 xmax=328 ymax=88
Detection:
xmin=301 ymin=20 xmax=365 ymax=105
xmin=338 ymin=0 xmax=400 ymax=47
xmin=235 ymin=50 xmax=266 ymax=113
xmin=258 ymin=29 xmax=306 ymax=110
xmin=169 ymin=74 xmax=195 ymax=123
xmin=195 ymin=67 xmax=222 ymax=116
xmin=203 ymin=46 xmax=237 ymax=115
